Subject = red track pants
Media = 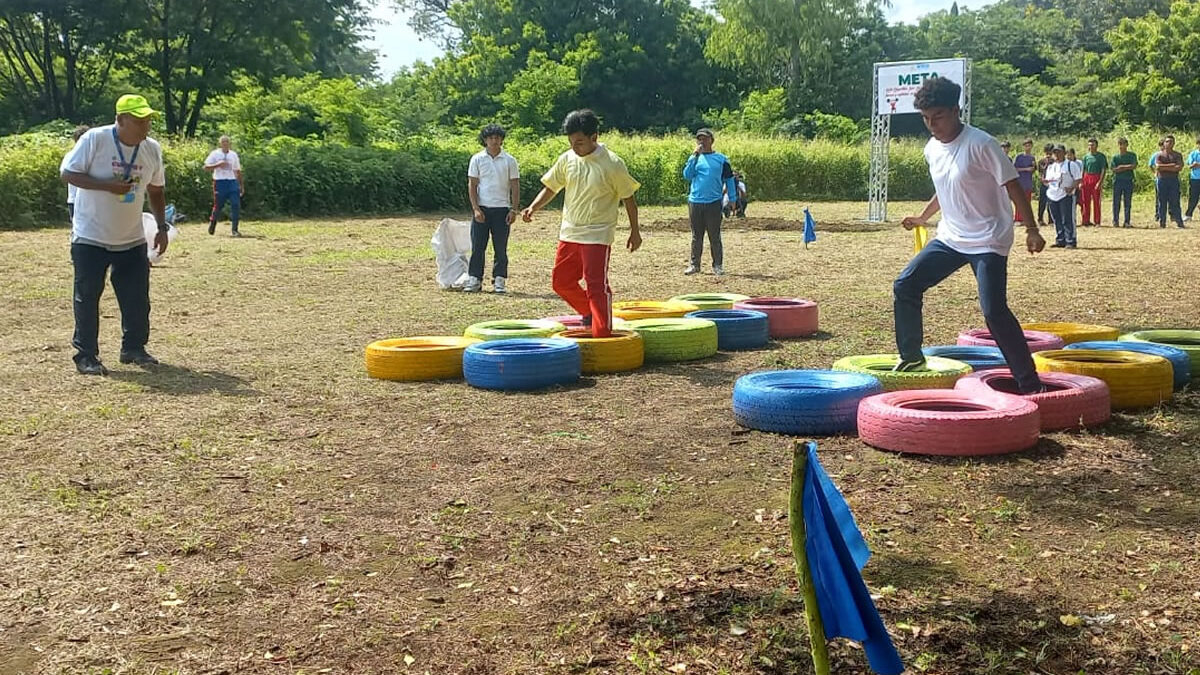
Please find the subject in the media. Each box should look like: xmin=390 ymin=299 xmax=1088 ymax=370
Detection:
xmin=552 ymin=241 xmax=613 ymax=338
xmin=1080 ymin=174 xmax=1103 ymax=225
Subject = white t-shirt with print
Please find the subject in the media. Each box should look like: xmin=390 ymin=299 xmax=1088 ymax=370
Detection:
xmin=1045 ymin=160 xmax=1082 ymax=202
xmin=204 ymin=149 xmax=242 ymax=181
xmin=60 ymin=124 xmax=166 ymax=248
xmin=924 ymin=124 xmax=1020 ymax=256
xmin=467 ymin=150 xmax=519 ymax=208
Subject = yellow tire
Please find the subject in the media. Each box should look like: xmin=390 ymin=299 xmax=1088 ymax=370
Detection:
xmin=613 ymin=300 xmax=699 ymax=320
xmin=1021 ymin=322 xmax=1119 ymax=345
xmin=831 ymin=354 xmax=971 ymax=391
xmin=552 ymin=329 xmax=644 ymax=374
xmin=365 ymin=336 xmax=480 ymax=381
xmin=1033 ymin=349 xmax=1172 ymax=409
xmin=669 ymin=293 xmax=750 ymax=310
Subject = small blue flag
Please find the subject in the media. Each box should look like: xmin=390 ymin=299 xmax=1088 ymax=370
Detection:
xmin=802 ymin=441 xmax=904 ymax=674
xmin=803 ymin=207 xmax=817 ymax=248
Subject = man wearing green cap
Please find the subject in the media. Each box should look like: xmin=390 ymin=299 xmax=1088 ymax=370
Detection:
xmin=60 ymin=94 xmax=170 ymax=375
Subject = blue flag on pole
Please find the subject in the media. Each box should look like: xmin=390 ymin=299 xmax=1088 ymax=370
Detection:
xmin=803 ymin=207 xmax=817 ymax=248
xmin=802 ymin=442 xmax=904 ymax=675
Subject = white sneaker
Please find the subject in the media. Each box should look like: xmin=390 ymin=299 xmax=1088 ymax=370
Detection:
xmin=713 ymin=265 xmax=724 ymax=276
xmin=684 ymin=265 xmax=699 ymax=275
xmin=493 ymin=277 xmax=506 ymax=294
xmin=463 ymin=276 xmax=482 ymax=292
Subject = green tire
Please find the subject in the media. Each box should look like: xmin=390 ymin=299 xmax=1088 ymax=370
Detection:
xmin=624 ymin=318 xmax=719 ymax=362
xmin=464 ymin=319 xmax=566 ymax=341
xmin=832 ymin=354 xmax=972 ymax=391
xmin=669 ymin=293 xmax=751 ymax=310
xmin=1120 ymin=330 xmax=1200 ymax=377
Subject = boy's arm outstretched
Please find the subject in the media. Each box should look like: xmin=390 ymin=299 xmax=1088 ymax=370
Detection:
xmin=623 ymin=193 xmax=641 ymax=252
xmin=521 ymin=187 xmax=558 ymax=222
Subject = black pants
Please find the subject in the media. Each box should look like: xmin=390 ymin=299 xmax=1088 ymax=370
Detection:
xmin=1187 ymin=178 xmax=1200 ymax=218
xmin=1158 ymin=176 xmax=1183 ymax=226
xmin=689 ymin=200 xmax=723 ymax=267
xmin=1037 ymin=184 xmax=1049 ymax=223
xmin=71 ymin=242 xmax=151 ymax=361
xmin=1048 ymin=196 xmax=1076 ymax=246
xmin=1112 ymin=181 xmax=1133 ymax=225
xmin=469 ymin=206 xmax=511 ymax=280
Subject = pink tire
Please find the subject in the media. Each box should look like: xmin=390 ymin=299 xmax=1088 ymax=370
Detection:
xmin=732 ymin=297 xmax=818 ymax=338
xmin=957 ymin=328 xmax=1064 ymax=352
xmin=545 ymin=315 xmax=588 ymax=329
xmin=955 ymin=369 xmax=1111 ymax=431
xmin=857 ymin=389 xmax=1041 ymax=456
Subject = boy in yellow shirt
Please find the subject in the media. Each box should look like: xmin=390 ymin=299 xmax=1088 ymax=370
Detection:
xmin=522 ymin=110 xmax=642 ymax=337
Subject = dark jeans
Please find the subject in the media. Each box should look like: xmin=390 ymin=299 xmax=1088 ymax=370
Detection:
xmin=71 ymin=242 xmax=151 ymax=361
xmin=1154 ymin=179 xmax=1162 ymax=222
xmin=210 ymin=179 xmax=240 ymax=231
xmin=1112 ymin=181 xmax=1133 ymax=225
xmin=894 ymin=240 xmax=1040 ymax=393
xmin=689 ymin=199 xmax=723 ymax=267
xmin=1048 ymin=195 xmax=1076 ymax=246
xmin=1037 ymin=184 xmax=1049 ymax=223
xmin=1158 ymin=175 xmax=1183 ymax=226
xmin=469 ymin=206 xmax=511 ymax=280
xmin=1187 ymin=178 xmax=1200 ymax=217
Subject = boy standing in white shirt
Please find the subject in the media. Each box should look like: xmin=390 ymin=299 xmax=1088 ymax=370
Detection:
xmin=204 ymin=135 xmax=244 ymax=237
xmin=893 ymin=77 xmax=1045 ymax=395
xmin=465 ymin=124 xmax=520 ymax=293
xmin=1044 ymin=144 xmax=1081 ymax=247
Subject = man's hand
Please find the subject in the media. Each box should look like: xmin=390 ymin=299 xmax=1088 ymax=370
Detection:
xmin=627 ymin=230 xmax=642 ymax=252
xmin=472 ymin=208 xmax=485 ymax=223
xmin=104 ymin=179 xmax=136 ymax=195
xmin=1025 ymin=228 xmax=1045 ymax=254
xmin=154 ymin=229 xmax=169 ymax=255
xmin=521 ymin=207 xmax=535 ymax=223
xmin=506 ymin=209 xmax=516 ymax=225
xmin=901 ymin=215 xmax=927 ymax=231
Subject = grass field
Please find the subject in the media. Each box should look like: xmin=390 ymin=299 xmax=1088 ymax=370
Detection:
xmin=1 ymin=199 xmax=1197 ymax=675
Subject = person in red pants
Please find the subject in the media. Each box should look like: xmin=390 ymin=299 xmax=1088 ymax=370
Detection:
xmin=1079 ymin=138 xmax=1108 ymax=227
xmin=522 ymin=109 xmax=642 ymax=338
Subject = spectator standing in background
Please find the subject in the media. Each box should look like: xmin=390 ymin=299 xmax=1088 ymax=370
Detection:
xmin=1110 ymin=137 xmax=1137 ymax=228
xmin=204 ymin=135 xmax=243 ymax=237
xmin=1079 ymin=138 xmax=1107 ymax=228
xmin=1153 ymin=135 xmax=1185 ymax=228
xmin=1013 ymin=139 xmax=1036 ymax=224
xmin=1184 ymin=137 xmax=1200 ymax=223
xmin=465 ymin=123 xmax=520 ymax=294
xmin=1036 ymin=143 xmax=1054 ymax=226
xmin=66 ymin=125 xmax=89 ymax=221
xmin=682 ymin=128 xmax=736 ymax=276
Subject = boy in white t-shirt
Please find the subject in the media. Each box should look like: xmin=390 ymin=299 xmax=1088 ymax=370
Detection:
xmin=465 ymin=124 xmax=520 ymax=293
xmin=60 ymin=94 xmax=170 ymax=376
xmin=893 ymin=77 xmax=1046 ymax=394
xmin=66 ymin=125 xmax=89 ymax=220
xmin=204 ymin=135 xmax=244 ymax=236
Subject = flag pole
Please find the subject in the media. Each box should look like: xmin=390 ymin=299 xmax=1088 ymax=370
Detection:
xmin=790 ymin=442 xmax=832 ymax=675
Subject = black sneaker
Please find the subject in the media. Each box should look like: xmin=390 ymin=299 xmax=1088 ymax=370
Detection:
xmin=208 ymin=221 xmax=216 ymax=235
xmin=119 ymin=349 xmax=159 ymax=366
xmin=1051 ymin=242 xmax=1066 ymax=248
xmin=892 ymin=358 xmax=926 ymax=372
xmin=1067 ymin=243 xmax=1077 ymax=248
xmin=75 ymin=355 xmax=109 ymax=376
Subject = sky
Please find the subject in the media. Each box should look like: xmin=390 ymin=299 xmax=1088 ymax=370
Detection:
xmin=363 ymin=0 xmax=993 ymax=78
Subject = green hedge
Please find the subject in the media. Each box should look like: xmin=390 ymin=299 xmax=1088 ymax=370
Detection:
xmin=0 ymin=129 xmax=1173 ymax=228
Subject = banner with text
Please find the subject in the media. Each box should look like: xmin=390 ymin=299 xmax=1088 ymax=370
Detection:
xmin=877 ymin=59 xmax=967 ymax=115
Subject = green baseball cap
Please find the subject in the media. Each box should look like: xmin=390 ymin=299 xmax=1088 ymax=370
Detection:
xmin=115 ymin=94 xmax=158 ymax=118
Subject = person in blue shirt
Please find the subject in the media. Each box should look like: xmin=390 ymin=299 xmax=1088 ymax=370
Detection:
xmin=1186 ymin=137 xmax=1200 ymax=222
xmin=683 ymin=128 xmax=737 ymax=276
xmin=1151 ymin=138 xmax=1163 ymax=224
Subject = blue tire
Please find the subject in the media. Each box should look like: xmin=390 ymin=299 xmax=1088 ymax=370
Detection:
xmin=463 ymin=338 xmax=581 ymax=391
xmin=685 ymin=309 xmax=769 ymax=350
xmin=732 ymin=369 xmax=884 ymax=435
xmin=922 ymin=345 xmax=1007 ymax=371
xmin=1067 ymin=340 xmax=1191 ymax=391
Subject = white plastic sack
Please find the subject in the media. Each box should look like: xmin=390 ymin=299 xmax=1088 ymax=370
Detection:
xmin=431 ymin=217 xmax=473 ymax=289
xmin=142 ymin=213 xmax=179 ymax=265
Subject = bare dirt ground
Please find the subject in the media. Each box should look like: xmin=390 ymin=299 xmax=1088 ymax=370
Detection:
xmin=1 ymin=200 xmax=1197 ymax=675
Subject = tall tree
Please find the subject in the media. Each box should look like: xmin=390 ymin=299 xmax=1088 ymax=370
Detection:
xmin=1102 ymin=0 xmax=1200 ymax=128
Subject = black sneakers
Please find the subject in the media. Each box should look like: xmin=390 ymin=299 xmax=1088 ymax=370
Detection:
xmin=119 ymin=349 xmax=160 ymax=366
xmin=892 ymin=358 xmax=927 ymax=372
xmin=208 ymin=221 xmax=216 ymax=235
xmin=75 ymin=355 xmax=109 ymax=376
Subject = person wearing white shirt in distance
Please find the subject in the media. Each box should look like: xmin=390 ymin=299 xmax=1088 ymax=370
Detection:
xmin=465 ymin=124 xmax=520 ymax=293
xmin=1043 ymin=144 xmax=1081 ymax=248
xmin=66 ymin=125 xmax=89 ymax=221
xmin=60 ymin=94 xmax=170 ymax=376
xmin=204 ymin=135 xmax=244 ymax=237
xmin=892 ymin=77 xmax=1045 ymax=396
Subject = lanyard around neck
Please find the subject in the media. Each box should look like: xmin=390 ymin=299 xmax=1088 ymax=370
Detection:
xmin=112 ymin=127 xmax=141 ymax=181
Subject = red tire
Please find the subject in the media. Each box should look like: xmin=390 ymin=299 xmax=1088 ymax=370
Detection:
xmin=733 ymin=297 xmax=818 ymax=338
xmin=857 ymin=389 xmax=1041 ymax=456
xmin=957 ymin=328 xmax=1064 ymax=352
xmin=955 ymin=369 xmax=1111 ymax=431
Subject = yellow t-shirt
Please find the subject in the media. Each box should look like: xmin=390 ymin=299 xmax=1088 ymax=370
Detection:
xmin=541 ymin=144 xmax=641 ymax=245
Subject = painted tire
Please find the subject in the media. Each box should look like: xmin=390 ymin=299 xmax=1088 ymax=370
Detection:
xmin=624 ymin=318 xmax=719 ymax=362
xmin=957 ymin=328 xmax=1065 ymax=352
xmin=542 ymin=315 xmax=629 ymax=330
xmin=955 ymin=368 xmax=1110 ymax=431
xmin=670 ymin=293 xmax=751 ymax=310
xmin=732 ymin=297 xmax=818 ymax=338
xmin=1021 ymin=322 xmax=1120 ymax=345
xmin=462 ymin=338 xmax=581 ymax=391
xmin=857 ymin=389 xmax=1041 ymax=456
xmin=922 ymin=345 xmax=1007 ymax=371
xmin=1068 ymin=340 xmax=1191 ymax=391
xmin=732 ymin=370 xmax=884 ymax=435
xmin=551 ymin=329 xmax=644 ymax=374
xmin=612 ymin=300 xmax=699 ymax=321
xmin=464 ymin=319 xmax=566 ymax=341
xmin=1120 ymin=330 xmax=1200 ymax=378
xmin=684 ymin=309 xmax=769 ymax=350
xmin=831 ymin=354 xmax=972 ymax=391
xmin=365 ymin=336 xmax=480 ymax=381
xmin=1033 ymin=349 xmax=1172 ymax=410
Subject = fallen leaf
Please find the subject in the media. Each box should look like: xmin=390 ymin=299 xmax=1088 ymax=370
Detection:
xmin=668 ymin=664 xmax=687 ymax=673
xmin=730 ymin=624 xmax=749 ymax=636
xmin=404 ymin=654 xmax=415 ymax=666
xmin=1060 ymin=614 xmax=1082 ymax=627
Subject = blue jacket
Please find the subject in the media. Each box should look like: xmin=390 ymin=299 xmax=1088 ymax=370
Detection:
xmin=684 ymin=151 xmax=737 ymax=205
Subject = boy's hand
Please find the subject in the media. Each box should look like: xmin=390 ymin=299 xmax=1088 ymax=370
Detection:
xmin=901 ymin=215 xmax=927 ymax=231
xmin=626 ymin=230 xmax=642 ymax=252
xmin=472 ymin=208 xmax=484 ymax=223
xmin=506 ymin=209 xmax=516 ymax=225
xmin=521 ymin=207 xmax=534 ymax=223
xmin=1026 ymin=229 xmax=1045 ymax=254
